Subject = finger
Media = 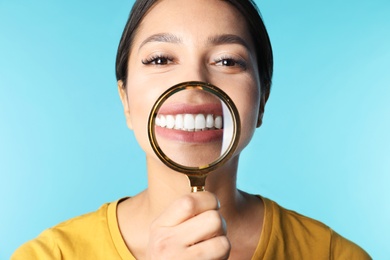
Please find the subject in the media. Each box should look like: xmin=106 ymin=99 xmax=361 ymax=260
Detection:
xmin=153 ymin=191 xmax=219 ymax=227
xmin=187 ymin=235 xmax=231 ymax=259
xmin=176 ymin=209 xmax=227 ymax=246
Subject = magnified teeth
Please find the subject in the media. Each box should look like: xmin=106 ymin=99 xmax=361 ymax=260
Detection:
xmin=215 ymin=116 xmax=222 ymax=129
xmin=184 ymin=114 xmax=195 ymax=131
xmin=156 ymin=114 xmax=223 ymax=131
xmin=159 ymin=115 xmax=166 ymax=127
xmin=206 ymin=114 xmax=214 ymax=128
xmin=195 ymin=114 xmax=206 ymax=130
xmin=175 ymin=114 xmax=183 ymax=129
xmin=166 ymin=115 xmax=175 ymax=129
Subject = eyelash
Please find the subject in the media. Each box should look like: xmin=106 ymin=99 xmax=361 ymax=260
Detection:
xmin=141 ymin=54 xmax=174 ymax=65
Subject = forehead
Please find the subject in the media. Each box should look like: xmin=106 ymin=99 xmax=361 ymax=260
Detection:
xmin=133 ymin=0 xmax=251 ymax=46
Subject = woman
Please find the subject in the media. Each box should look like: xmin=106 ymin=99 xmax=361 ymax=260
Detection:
xmin=12 ymin=0 xmax=370 ymax=259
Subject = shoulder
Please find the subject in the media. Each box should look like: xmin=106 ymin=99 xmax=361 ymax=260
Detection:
xmin=50 ymin=202 xmax=111 ymax=239
xmin=11 ymin=227 xmax=61 ymax=259
xmin=11 ymin=201 xmax=119 ymax=259
xmin=258 ymin=197 xmax=371 ymax=259
xmin=265 ymin=197 xmax=333 ymax=241
xmin=329 ymin=230 xmax=372 ymax=260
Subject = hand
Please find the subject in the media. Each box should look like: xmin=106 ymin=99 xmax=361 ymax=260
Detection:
xmin=146 ymin=191 xmax=231 ymax=259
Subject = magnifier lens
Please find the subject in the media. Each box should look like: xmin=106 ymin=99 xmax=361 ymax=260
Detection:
xmin=148 ymin=82 xmax=240 ymax=191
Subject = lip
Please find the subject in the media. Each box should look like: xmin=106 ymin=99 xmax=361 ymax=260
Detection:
xmin=155 ymin=127 xmax=223 ymax=143
xmin=154 ymin=103 xmax=224 ymax=143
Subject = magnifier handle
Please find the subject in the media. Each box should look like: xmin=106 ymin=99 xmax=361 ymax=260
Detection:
xmin=188 ymin=175 xmax=206 ymax=192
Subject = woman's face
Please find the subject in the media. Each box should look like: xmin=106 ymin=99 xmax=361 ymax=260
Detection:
xmin=120 ymin=0 xmax=265 ymax=165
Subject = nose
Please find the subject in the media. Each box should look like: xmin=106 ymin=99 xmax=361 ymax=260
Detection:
xmin=177 ymin=60 xmax=210 ymax=84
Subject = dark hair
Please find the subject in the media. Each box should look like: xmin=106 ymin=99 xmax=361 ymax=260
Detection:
xmin=115 ymin=0 xmax=273 ymax=95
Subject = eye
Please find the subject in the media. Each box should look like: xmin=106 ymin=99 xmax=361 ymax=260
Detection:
xmin=220 ymin=59 xmax=236 ymax=66
xmin=142 ymin=55 xmax=174 ymax=65
xmin=213 ymin=56 xmax=247 ymax=70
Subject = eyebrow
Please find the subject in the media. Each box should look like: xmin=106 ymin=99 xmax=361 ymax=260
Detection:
xmin=139 ymin=33 xmax=182 ymax=50
xmin=207 ymin=34 xmax=250 ymax=50
xmin=138 ymin=33 xmax=250 ymax=51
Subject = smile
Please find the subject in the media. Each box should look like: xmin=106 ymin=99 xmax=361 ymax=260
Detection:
xmin=155 ymin=114 xmax=223 ymax=131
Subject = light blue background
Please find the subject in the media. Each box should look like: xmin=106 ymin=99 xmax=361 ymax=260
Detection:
xmin=1 ymin=0 xmax=389 ymax=259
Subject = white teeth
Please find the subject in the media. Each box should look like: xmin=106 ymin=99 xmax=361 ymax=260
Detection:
xmin=184 ymin=114 xmax=195 ymax=131
xmin=155 ymin=114 xmax=223 ymax=131
xmin=206 ymin=114 xmax=214 ymax=128
xmin=215 ymin=116 xmax=223 ymax=129
xmin=175 ymin=114 xmax=183 ymax=129
xmin=195 ymin=114 xmax=206 ymax=130
xmin=166 ymin=115 xmax=175 ymax=129
xmin=159 ymin=115 xmax=166 ymax=127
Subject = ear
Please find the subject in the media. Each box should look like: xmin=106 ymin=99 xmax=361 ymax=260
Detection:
xmin=117 ymin=80 xmax=133 ymax=130
xmin=256 ymin=90 xmax=270 ymax=128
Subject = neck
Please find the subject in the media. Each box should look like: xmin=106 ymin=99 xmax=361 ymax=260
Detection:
xmin=142 ymin=154 xmax=242 ymax=218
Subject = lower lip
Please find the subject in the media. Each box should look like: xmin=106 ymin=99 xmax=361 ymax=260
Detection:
xmin=155 ymin=127 xmax=223 ymax=143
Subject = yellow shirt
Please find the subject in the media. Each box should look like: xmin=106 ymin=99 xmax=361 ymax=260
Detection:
xmin=12 ymin=197 xmax=371 ymax=259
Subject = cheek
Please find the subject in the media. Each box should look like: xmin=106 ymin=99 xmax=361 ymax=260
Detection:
xmin=233 ymin=86 xmax=261 ymax=154
xmin=126 ymin=79 xmax=164 ymax=157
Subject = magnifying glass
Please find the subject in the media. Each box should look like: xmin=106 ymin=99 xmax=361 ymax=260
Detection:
xmin=148 ymin=81 xmax=240 ymax=192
